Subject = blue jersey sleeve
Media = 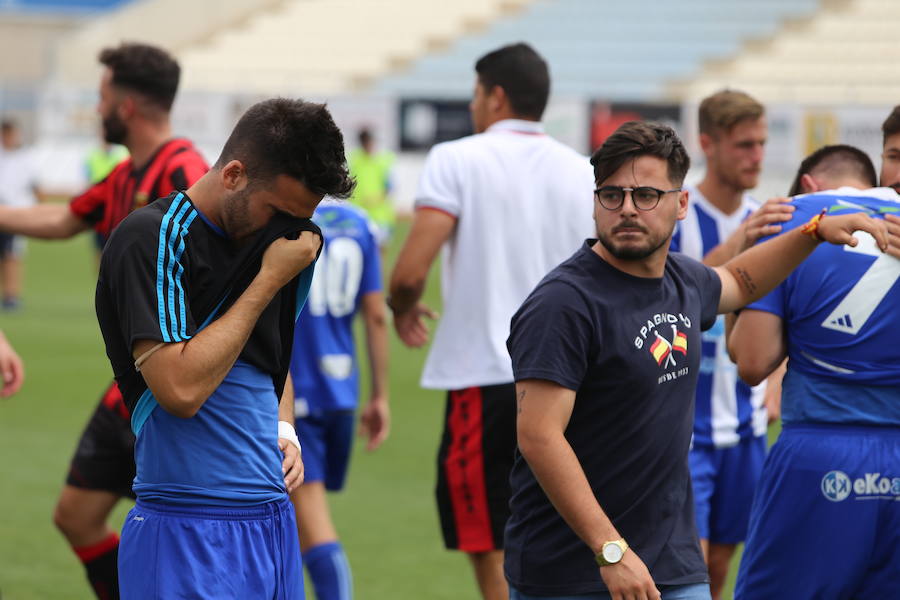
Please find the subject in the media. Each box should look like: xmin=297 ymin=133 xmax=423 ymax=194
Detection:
xmin=359 ymin=219 xmax=382 ymax=296
xmin=747 ymin=281 xmax=786 ymax=317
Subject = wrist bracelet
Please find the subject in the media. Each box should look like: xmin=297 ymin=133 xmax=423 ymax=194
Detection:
xmin=278 ymin=420 xmax=302 ymax=454
xmin=800 ymin=208 xmax=827 ymax=241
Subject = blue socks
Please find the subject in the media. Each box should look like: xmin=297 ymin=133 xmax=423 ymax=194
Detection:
xmin=302 ymin=541 xmax=353 ymax=600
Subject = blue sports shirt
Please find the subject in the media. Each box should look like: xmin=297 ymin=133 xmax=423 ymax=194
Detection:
xmin=290 ymin=202 xmax=382 ymax=414
xmin=671 ymin=185 xmax=767 ymax=447
xmin=748 ymin=187 xmax=900 ymax=426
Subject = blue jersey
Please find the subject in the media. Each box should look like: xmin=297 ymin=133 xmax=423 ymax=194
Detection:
xmin=748 ymin=187 xmax=900 ymax=426
xmin=672 ymin=185 xmax=767 ymax=447
xmin=290 ymin=203 xmax=382 ymax=413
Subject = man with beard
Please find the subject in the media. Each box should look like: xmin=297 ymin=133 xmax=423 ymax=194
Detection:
xmin=96 ymin=98 xmax=354 ymax=599
xmin=0 ymin=43 xmax=207 ymax=600
xmin=669 ymin=90 xmax=789 ymax=599
xmin=503 ymin=121 xmax=890 ymax=600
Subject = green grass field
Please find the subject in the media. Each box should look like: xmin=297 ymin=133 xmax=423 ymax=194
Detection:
xmin=0 ymin=223 xmax=769 ymax=599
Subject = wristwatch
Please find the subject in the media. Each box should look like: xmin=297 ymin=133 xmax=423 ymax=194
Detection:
xmin=595 ymin=538 xmax=628 ymax=567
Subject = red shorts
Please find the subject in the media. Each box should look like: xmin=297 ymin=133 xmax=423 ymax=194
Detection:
xmin=436 ymin=383 xmax=517 ymax=552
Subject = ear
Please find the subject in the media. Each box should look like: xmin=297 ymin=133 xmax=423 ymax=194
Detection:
xmin=698 ymin=132 xmax=714 ymax=157
xmin=118 ymin=95 xmax=136 ymax=120
xmin=489 ymin=85 xmax=507 ymax=114
xmin=800 ymin=173 xmax=818 ymax=194
xmin=220 ymin=160 xmax=248 ymax=191
xmin=675 ymin=188 xmax=689 ymax=221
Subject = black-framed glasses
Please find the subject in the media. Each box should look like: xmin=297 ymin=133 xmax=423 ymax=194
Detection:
xmin=593 ymin=186 xmax=682 ymax=211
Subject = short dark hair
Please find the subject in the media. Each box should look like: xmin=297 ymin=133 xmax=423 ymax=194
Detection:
xmin=99 ymin=43 xmax=180 ymax=112
xmin=475 ymin=42 xmax=550 ymax=120
xmin=590 ymin=121 xmax=690 ymax=186
xmin=215 ymin=98 xmax=355 ymax=199
xmin=881 ymin=106 xmax=900 ymax=145
xmin=787 ymin=144 xmax=876 ymax=196
xmin=0 ymin=118 xmax=17 ymax=133
xmin=358 ymin=128 xmax=372 ymax=146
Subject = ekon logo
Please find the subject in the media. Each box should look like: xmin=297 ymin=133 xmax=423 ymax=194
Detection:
xmin=821 ymin=470 xmax=852 ymax=502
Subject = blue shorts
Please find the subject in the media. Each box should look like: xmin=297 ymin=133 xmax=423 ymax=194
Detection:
xmin=295 ymin=410 xmax=355 ymax=491
xmin=735 ymin=424 xmax=900 ymax=600
xmin=689 ymin=435 xmax=766 ymax=543
xmin=510 ymin=583 xmax=711 ymax=600
xmin=119 ymin=496 xmax=303 ymax=599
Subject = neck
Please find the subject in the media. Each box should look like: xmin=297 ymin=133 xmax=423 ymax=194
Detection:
xmin=591 ymin=240 xmax=668 ymax=279
xmin=125 ymin=119 xmax=173 ymax=169
xmin=184 ymin=172 xmax=223 ymax=228
xmin=697 ymin=173 xmax=745 ymax=215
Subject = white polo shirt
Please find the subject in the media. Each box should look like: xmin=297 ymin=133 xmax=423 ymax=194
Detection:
xmin=0 ymin=148 xmax=39 ymax=208
xmin=415 ymin=119 xmax=595 ymax=390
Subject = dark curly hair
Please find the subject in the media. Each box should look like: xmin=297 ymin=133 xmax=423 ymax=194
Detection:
xmin=590 ymin=121 xmax=690 ymax=186
xmin=215 ymin=98 xmax=355 ymax=199
xmin=99 ymin=43 xmax=180 ymax=112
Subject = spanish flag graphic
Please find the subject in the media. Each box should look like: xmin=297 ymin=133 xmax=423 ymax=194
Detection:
xmin=650 ymin=337 xmax=671 ymax=366
xmin=672 ymin=331 xmax=688 ymax=355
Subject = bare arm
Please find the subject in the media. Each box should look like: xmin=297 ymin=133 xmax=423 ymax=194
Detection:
xmin=388 ymin=208 xmax=455 ymax=347
xmin=727 ymin=310 xmax=787 ymax=386
xmin=358 ymin=290 xmax=390 ymax=451
xmin=0 ymin=204 xmax=88 ymax=239
xmin=517 ymin=379 xmax=659 ymax=599
xmin=714 ymin=212 xmax=887 ymax=314
xmin=278 ymin=373 xmax=303 ymax=492
xmin=702 ymin=198 xmax=795 ymax=267
xmin=135 ymin=232 xmax=321 ymax=418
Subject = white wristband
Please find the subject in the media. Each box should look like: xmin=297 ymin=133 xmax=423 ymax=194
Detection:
xmin=278 ymin=420 xmax=302 ymax=454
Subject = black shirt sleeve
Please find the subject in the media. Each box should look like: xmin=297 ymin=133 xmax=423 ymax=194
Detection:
xmin=507 ymin=279 xmax=595 ymax=391
xmin=102 ymin=212 xmax=198 ymax=350
xmin=677 ymin=255 xmax=722 ymax=332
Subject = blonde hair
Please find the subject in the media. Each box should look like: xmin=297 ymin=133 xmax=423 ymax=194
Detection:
xmin=698 ymin=90 xmax=764 ymax=136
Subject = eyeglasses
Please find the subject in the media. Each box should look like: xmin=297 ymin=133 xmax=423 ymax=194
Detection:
xmin=593 ymin=186 xmax=682 ymax=211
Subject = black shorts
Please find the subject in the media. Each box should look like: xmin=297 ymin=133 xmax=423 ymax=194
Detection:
xmin=436 ymin=382 xmax=517 ymax=552
xmin=66 ymin=381 xmax=136 ymax=499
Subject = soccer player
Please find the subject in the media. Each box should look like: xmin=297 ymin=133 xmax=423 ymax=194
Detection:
xmin=348 ymin=128 xmax=395 ymax=249
xmin=388 ymin=42 xmax=595 ymax=600
xmin=879 ymin=105 xmax=900 ymax=193
xmin=0 ymin=43 xmax=207 ymax=599
xmin=669 ymin=90 xmax=791 ymax=598
xmin=0 ymin=118 xmax=43 ymax=309
xmin=289 ymin=200 xmax=389 ymax=600
xmin=95 ymin=98 xmax=355 ymax=599
xmin=504 ymin=121 xmax=889 ymax=600
xmin=729 ymin=145 xmax=900 ymax=599
xmin=0 ymin=329 xmax=24 ymax=397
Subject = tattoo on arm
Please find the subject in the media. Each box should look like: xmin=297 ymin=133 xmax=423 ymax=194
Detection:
xmin=735 ymin=267 xmax=757 ymax=296
xmin=517 ymin=389 xmax=526 ymax=414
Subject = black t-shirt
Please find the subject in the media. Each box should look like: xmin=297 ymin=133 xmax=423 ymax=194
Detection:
xmin=505 ymin=240 xmax=721 ymax=595
xmin=96 ymin=191 xmax=318 ymax=413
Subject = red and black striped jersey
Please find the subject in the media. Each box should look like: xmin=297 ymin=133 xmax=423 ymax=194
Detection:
xmin=69 ymin=138 xmax=208 ymax=237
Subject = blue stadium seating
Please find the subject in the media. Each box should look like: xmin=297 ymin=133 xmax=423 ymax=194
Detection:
xmin=375 ymin=0 xmax=821 ymax=100
xmin=0 ymin=0 xmax=130 ymax=13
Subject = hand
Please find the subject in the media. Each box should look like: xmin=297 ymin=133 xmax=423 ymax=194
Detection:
xmin=261 ymin=231 xmax=322 ymax=288
xmin=358 ymin=395 xmax=390 ymax=451
xmin=599 ymin=550 xmax=660 ymax=600
xmin=393 ymin=302 xmax=439 ymax=348
xmin=741 ymin=197 xmax=795 ymax=250
xmin=884 ymin=214 xmax=900 ymax=260
xmin=0 ymin=331 xmax=24 ymax=398
xmin=816 ymin=213 xmax=888 ymax=251
xmin=278 ymin=437 xmax=304 ymax=493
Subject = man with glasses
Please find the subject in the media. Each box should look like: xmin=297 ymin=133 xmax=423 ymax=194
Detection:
xmin=669 ymin=90 xmax=790 ymax=599
xmin=504 ymin=120 xmax=890 ymax=600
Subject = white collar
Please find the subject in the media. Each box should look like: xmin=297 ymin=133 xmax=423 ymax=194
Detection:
xmin=486 ymin=119 xmax=545 ymax=135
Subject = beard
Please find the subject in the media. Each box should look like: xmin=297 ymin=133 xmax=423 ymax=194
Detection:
xmin=222 ymin=188 xmax=254 ymax=241
xmin=102 ymin=112 xmax=128 ymax=145
xmin=596 ymin=221 xmax=671 ymax=260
